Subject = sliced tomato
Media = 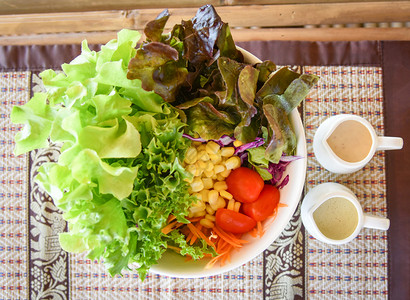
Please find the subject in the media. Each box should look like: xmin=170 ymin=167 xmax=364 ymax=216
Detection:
xmin=215 ymin=208 xmax=256 ymax=234
xmin=226 ymin=167 xmax=264 ymax=203
xmin=242 ymin=184 xmax=280 ymax=222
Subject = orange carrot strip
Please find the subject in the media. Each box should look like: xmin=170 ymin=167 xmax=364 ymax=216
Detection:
xmin=216 ymin=227 xmax=244 ymax=248
xmin=213 ymin=226 xmax=248 ymax=248
xmin=212 ymin=226 xmax=240 ymax=247
xmin=167 ymin=215 xmax=177 ymax=223
xmin=190 ymin=223 xmax=203 ymax=245
xmin=187 ymin=217 xmax=203 ymax=223
xmin=187 ymin=223 xmax=216 ymax=249
xmin=161 ymin=220 xmax=178 ymax=234
xmin=257 ymin=221 xmax=264 ymax=237
xmin=216 ymin=240 xmax=231 ymax=254
xmin=221 ymin=246 xmax=233 ymax=264
xmin=186 ymin=231 xmax=194 ymax=244
xmin=205 ymin=251 xmax=229 ymax=269
xmin=250 ymin=227 xmax=258 ymax=238
xmin=278 ymin=203 xmax=287 ymax=207
xmin=167 ymin=245 xmax=182 ymax=253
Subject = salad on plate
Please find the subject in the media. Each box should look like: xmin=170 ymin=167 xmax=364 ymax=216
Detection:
xmin=11 ymin=5 xmax=318 ymax=279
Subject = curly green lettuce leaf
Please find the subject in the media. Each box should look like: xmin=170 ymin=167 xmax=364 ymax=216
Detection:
xmin=10 ymin=93 xmax=55 ymax=155
xmin=11 ymin=29 xmax=207 ymax=280
xmin=59 ymin=196 xmax=129 ymax=259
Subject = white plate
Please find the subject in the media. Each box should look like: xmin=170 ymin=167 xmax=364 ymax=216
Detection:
xmin=151 ymin=47 xmax=307 ymax=278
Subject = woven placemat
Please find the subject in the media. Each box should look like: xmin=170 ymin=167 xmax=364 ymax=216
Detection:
xmin=303 ymin=66 xmax=388 ymax=299
xmin=0 ymin=65 xmax=389 ymax=299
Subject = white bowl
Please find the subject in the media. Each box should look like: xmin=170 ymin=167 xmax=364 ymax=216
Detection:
xmin=151 ymin=47 xmax=307 ymax=278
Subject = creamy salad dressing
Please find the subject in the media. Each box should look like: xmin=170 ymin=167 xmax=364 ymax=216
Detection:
xmin=313 ymin=197 xmax=359 ymax=240
xmin=326 ymin=120 xmax=372 ymax=163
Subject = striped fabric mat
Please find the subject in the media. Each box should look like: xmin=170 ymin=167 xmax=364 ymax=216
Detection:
xmin=0 ymin=64 xmax=388 ymax=299
xmin=303 ymin=66 xmax=388 ymax=299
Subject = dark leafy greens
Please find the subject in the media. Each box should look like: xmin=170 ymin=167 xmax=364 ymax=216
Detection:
xmin=127 ymin=4 xmax=318 ymax=167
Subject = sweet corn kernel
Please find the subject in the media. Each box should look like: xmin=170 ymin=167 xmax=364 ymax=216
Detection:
xmin=205 ymin=161 xmax=214 ymax=172
xmin=220 ymin=168 xmax=231 ymax=178
xmin=205 ymin=141 xmax=220 ymax=154
xmin=233 ymin=140 xmax=243 ymax=147
xmin=209 ymin=153 xmax=222 ymax=164
xmin=219 ymin=190 xmax=233 ymax=200
xmin=189 ymin=200 xmax=206 ymax=213
xmin=197 ymin=159 xmax=207 ymax=171
xmin=216 ymin=197 xmax=226 ymax=209
xmin=193 ymin=210 xmax=206 ymax=218
xmin=205 ymin=214 xmax=216 ymax=222
xmin=200 ymin=218 xmax=214 ymax=228
xmin=195 ymin=161 xmax=205 ymax=176
xmin=184 ymin=147 xmax=198 ymax=164
xmin=221 ymin=147 xmax=235 ymax=157
xmin=193 ymin=192 xmax=202 ymax=202
xmin=197 ymin=144 xmax=206 ymax=151
xmin=202 ymin=177 xmax=213 ymax=190
xmin=227 ymin=198 xmax=235 ymax=210
xmin=190 ymin=178 xmax=204 ymax=192
xmin=225 ymin=156 xmax=241 ymax=170
xmin=216 ymin=174 xmax=225 ymax=181
xmin=214 ymin=164 xmax=225 ymax=174
xmin=200 ymin=189 xmax=209 ymax=202
xmin=204 ymin=169 xmax=214 ymax=178
xmin=214 ymin=181 xmax=228 ymax=191
xmin=198 ymin=150 xmax=210 ymax=162
xmin=208 ymin=190 xmax=219 ymax=205
xmin=208 ymin=199 xmax=217 ymax=210
xmin=186 ymin=164 xmax=198 ymax=176
xmin=234 ymin=201 xmax=241 ymax=212
xmin=205 ymin=204 xmax=215 ymax=215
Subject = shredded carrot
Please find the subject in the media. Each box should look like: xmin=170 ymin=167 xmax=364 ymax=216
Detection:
xmin=167 ymin=245 xmax=182 ymax=253
xmin=166 ymin=201 xmax=286 ymax=269
xmin=186 ymin=231 xmax=194 ymax=244
xmin=187 ymin=217 xmax=203 ymax=223
xmin=213 ymin=226 xmax=249 ymax=248
xmin=185 ymin=256 xmax=193 ymax=262
xmin=161 ymin=220 xmax=178 ymax=234
xmin=187 ymin=223 xmax=216 ymax=249
xmin=167 ymin=214 xmax=177 ymax=223
xmin=256 ymin=221 xmax=264 ymax=237
xmin=205 ymin=250 xmax=230 ymax=269
xmin=189 ymin=223 xmax=203 ymax=245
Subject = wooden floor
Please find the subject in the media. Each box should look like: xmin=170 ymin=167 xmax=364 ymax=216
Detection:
xmin=0 ymin=1 xmax=409 ymax=45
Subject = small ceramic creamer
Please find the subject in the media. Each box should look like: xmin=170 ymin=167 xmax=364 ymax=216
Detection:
xmin=301 ymin=182 xmax=390 ymax=245
xmin=313 ymin=114 xmax=403 ymax=174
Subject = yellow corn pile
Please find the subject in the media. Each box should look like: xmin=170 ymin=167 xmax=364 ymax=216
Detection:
xmin=183 ymin=140 xmax=243 ymax=228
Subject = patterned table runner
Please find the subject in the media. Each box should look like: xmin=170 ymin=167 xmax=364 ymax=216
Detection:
xmin=0 ymin=42 xmax=392 ymax=300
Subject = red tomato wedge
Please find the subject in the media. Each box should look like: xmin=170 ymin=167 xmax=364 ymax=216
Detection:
xmin=226 ymin=167 xmax=264 ymax=203
xmin=215 ymin=208 xmax=257 ymax=234
xmin=242 ymin=185 xmax=280 ymax=222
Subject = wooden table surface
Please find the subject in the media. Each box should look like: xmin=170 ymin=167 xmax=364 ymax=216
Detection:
xmin=0 ymin=0 xmax=409 ymax=45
